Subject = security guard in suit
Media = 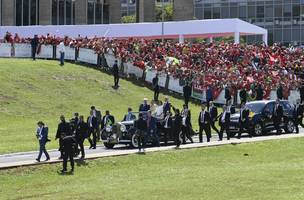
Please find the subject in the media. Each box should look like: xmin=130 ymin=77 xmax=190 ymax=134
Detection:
xmin=55 ymin=115 xmax=71 ymax=159
xmin=219 ymin=105 xmax=231 ymax=141
xmin=238 ymin=102 xmax=251 ymax=139
xmin=209 ymin=101 xmax=220 ymax=135
xmin=61 ymin=131 xmax=76 ymax=173
xmin=198 ymin=103 xmax=211 ymax=142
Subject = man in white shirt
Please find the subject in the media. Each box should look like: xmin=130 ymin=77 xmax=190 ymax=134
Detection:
xmin=58 ymin=41 xmax=65 ymax=66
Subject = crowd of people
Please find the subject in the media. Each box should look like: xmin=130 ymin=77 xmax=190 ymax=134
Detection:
xmin=2 ymin=32 xmax=304 ymax=101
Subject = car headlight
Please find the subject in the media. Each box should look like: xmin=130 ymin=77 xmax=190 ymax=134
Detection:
xmin=120 ymin=124 xmax=127 ymax=132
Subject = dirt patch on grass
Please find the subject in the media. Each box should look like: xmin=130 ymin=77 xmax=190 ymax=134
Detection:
xmin=0 ymin=94 xmax=16 ymax=102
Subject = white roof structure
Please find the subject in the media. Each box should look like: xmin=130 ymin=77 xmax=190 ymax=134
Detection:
xmin=0 ymin=19 xmax=268 ymax=44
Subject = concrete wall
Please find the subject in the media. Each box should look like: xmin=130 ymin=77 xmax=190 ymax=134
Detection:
xmin=136 ymin=0 xmax=155 ymax=23
xmin=108 ymin=0 xmax=121 ymax=24
xmin=173 ymin=0 xmax=194 ymax=21
xmin=2 ymin=0 xmax=14 ymax=26
xmin=39 ymin=0 xmax=52 ymax=25
xmin=75 ymin=0 xmax=87 ymax=25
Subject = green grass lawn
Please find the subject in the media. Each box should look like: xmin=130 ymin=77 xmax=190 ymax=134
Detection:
xmin=0 ymin=138 xmax=304 ymax=200
xmin=0 ymin=58 xmax=201 ymax=154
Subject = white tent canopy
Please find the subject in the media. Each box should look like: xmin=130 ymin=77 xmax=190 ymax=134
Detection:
xmin=0 ymin=19 xmax=268 ymax=44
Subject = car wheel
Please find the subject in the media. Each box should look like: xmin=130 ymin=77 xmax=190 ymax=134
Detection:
xmin=284 ymin=120 xmax=295 ymax=133
xmin=131 ymin=134 xmax=139 ymax=148
xmin=104 ymin=143 xmax=115 ymax=149
xmin=253 ymin=123 xmax=263 ymax=136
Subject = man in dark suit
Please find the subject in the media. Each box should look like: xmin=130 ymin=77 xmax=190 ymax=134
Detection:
xmin=134 ymin=112 xmax=147 ymax=152
xmin=173 ymin=108 xmax=182 ymax=148
xmin=163 ymin=111 xmax=173 ymax=145
xmin=163 ymin=97 xmax=171 ymax=116
xmin=87 ymin=110 xmax=98 ymax=149
xmin=152 ymin=74 xmax=160 ymax=101
xmin=238 ymin=102 xmax=251 ymax=139
xmin=113 ymin=60 xmax=119 ymax=88
xmin=277 ymin=84 xmax=283 ymax=100
xmin=31 ymin=34 xmax=39 ymax=61
xmin=123 ymin=107 xmax=136 ymax=121
xmin=139 ymin=98 xmax=151 ymax=112
xmin=256 ymin=84 xmax=264 ymax=100
xmin=55 ymin=115 xmax=71 ymax=159
xmin=75 ymin=116 xmax=88 ymax=159
xmin=61 ymin=132 xmax=76 ymax=173
xmin=36 ymin=121 xmax=50 ymax=162
xmin=147 ymin=110 xmax=159 ymax=147
xmin=181 ymin=109 xmax=194 ymax=144
xmin=239 ymin=88 xmax=247 ymax=104
xmin=183 ymin=83 xmax=192 ymax=107
xmin=273 ymin=99 xmax=284 ymax=134
xmin=219 ymin=105 xmax=231 ymax=141
xmin=91 ymin=106 xmax=102 ymax=141
xmin=101 ymin=110 xmax=115 ymax=130
xmin=209 ymin=101 xmax=220 ymax=135
xmin=198 ymin=104 xmax=211 ymax=142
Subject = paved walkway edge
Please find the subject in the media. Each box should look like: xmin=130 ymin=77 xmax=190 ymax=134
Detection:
xmin=0 ymin=133 xmax=303 ymax=170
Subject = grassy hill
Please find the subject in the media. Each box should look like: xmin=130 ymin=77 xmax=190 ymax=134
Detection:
xmin=0 ymin=58 xmax=201 ymax=154
xmin=1 ymin=138 xmax=304 ymax=199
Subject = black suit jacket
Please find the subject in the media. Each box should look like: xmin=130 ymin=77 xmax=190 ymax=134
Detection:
xmin=76 ymin=121 xmax=89 ymax=139
xmin=87 ymin=116 xmax=98 ymax=129
xmin=239 ymin=89 xmax=247 ymax=102
xmin=219 ymin=112 xmax=231 ymax=127
xmin=209 ymin=106 xmax=218 ymax=121
xmin=163 ymin=116 xmax=173 ymax=128
xmin=239 ymin=109 xmax=249 ymax=123
xmin=56 ymin=121 xmax=71 ymax=139
xmin=198 ymin=111 xmax=211 ymax=127
xmin=135 ymin=118 xmax=147 ymax=132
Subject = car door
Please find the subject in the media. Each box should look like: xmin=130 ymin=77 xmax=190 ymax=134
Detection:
xmin=262 ymin=102 xmax=275 ymax=130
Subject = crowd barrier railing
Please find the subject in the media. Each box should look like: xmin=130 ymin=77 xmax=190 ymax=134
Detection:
xmin=0 ymin=43 xmax=301 ymax=105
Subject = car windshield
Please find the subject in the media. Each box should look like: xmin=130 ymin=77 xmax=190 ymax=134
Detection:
xmin=245 ymin=102 xmax=266 ymax=113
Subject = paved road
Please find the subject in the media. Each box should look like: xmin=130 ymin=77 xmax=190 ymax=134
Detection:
xmin=0 ymin=129 xmax=303 ymax=169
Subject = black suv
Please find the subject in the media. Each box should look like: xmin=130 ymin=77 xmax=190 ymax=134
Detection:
xmin=229 ymin=100 xmax=296 ymax=136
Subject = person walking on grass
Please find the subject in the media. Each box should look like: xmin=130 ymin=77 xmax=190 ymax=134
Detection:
xmin=113 ymin=60 xmax=119 ymax=88
xmin=58 ymin=41 xmax=65 ymax=66
xmin=35 ymin=121 xmax=50 ymax=162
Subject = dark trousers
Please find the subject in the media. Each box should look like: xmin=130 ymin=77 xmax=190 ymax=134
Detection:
xmin=182 ymin=126 xmax=193 ymax=144
xmin=219 ymin=122 xmax=230 ymax=140
xmin=238 ymin=121 xmax=251 ymax=138
xmin=273 ymin=117 xmax=282 ymax=134
xmin=60 ymin=52 xmax=65 ymax=65
xmin=37 ymin=140 xmax=50 ymax=160
xmin=88 ymin=127 xmax=97 ymax=148
xmin=114 ymin=75 xmax=119 ymax=87
xmin=154 ymin=89 xmax=159 ymax=102
xmin=294 ymin=117 xmax=304 ymax=133
xmin=149 ymin=130 xmax=160 ymax=147
xmin=164 ymin=128 xmax=171 ymax=145
xmin=58 ymin=138 xmax=63 ymax=158
xmin=199 ymin=124 xmax=211 ymax=142
xmin=210 ymin=120 xmax=220 ymax=134
xmin=174 ymin=128 xmax=181 ymax=147
xmin=62 ymin=150 xmax=74 ymax=172
xmin=184 ymin=96 xmax=190 ymax=107
xmin=32 ymin=47 xmax=36 ymax=60
xmin=77 ymin=137 xmax=85 ymax=158
xmin=137 ymin=130 xmax=146 ymax=151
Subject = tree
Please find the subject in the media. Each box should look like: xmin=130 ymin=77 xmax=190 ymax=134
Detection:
xmin=122 ymin=15 xmax=136 ymax=24
xmin=155 ymin=4 xmax=173 ymax=22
